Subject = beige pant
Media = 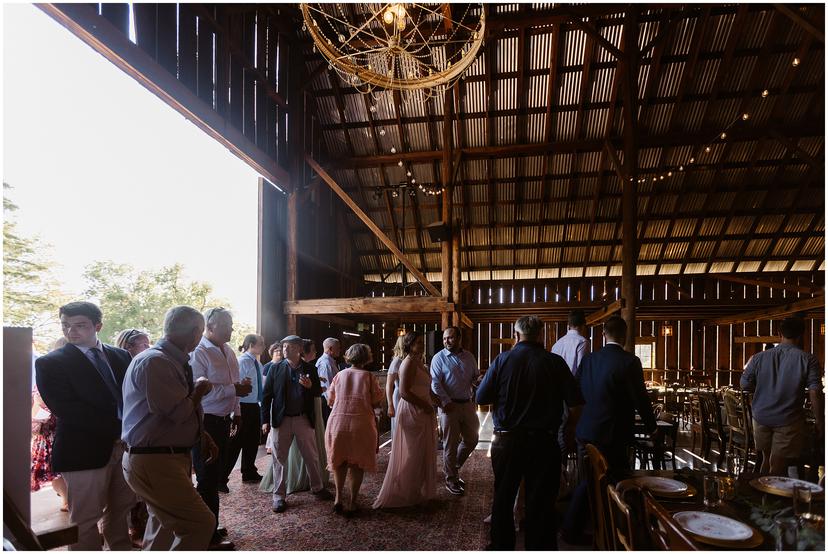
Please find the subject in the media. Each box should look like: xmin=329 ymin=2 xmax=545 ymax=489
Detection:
xmin=62 ymin=442 xmax=134 ymax=550
xmin=440 ymin=401 xmax=480 ymax=481
xmin=122 ymin=451 xmax=215 ymax=551
xmin=272 ymin=415 xmax=323 ymax=501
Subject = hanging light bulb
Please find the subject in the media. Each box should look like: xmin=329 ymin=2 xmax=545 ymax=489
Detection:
xmin=397 ymin=160 xmax=403 ymax=167
xmin=667 ymin=171 xmax=673 ymax=177
xmin=679 ymin=165 xmax=684 ymax=171
xmin=369 ymin=104 xmax=377 ymax=113
xmin=411 ymin=178 xmax=416 ymax=184
xmin=720 ymin=132 xmax=727 ymax=140
xmin=390 ymin=146 xmax=397 ymax=154
xmin=378 ymin=128 xmax=386 ymax=136
xmin=742 ymin=113 xmax=750 ymax=121
xmin=792 ymin=57 xmax=800 ymax=67
xmin=659 ymin=175 xmax=665 ymax=180
xmin=704 ymin=146 xmax=711 ymax=153
xmin=689 ymin=157 xmax=695 ymax=164
xmin=761 ymin=89 xmax=769 ymax=98
xmin=383 ymin=7 xmax=395 ymax=25
xmin=406 ymin=171 xmax=412 ymax=177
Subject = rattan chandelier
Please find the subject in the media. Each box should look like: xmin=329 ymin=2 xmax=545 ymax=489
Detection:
xmin=300 ymin=3 xmax=485 ymax=98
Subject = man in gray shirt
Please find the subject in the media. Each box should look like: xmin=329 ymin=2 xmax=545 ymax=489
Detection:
xmin=741 ymin=317 xmax=823 ymax=476
xmin=122 ymin=306 xmax=218 ymax=550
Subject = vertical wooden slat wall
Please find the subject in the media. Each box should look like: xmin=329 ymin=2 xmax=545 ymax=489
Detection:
xmin=372 ymin=274 xmax=824 ymax=374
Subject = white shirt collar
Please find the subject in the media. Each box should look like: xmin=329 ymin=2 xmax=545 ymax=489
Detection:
xmin=199 ymin=335 xmax=224 ymax=351
xmin=76 ymin=339 xmax=103 ymax=355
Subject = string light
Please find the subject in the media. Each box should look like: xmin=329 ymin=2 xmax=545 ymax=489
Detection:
xmin=761 ymin=89 xmax=769 ymax=98
xmin=720 ymin=132 xmax=727 ymax=140
xmin=792 ymin=57 xmax=800 ymax=67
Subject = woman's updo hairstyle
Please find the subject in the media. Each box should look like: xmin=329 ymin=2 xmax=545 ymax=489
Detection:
xmin=402 ymin=331 xmax=422 ymax=356
xmin=344 ymin=343 xmax=372 ymax=367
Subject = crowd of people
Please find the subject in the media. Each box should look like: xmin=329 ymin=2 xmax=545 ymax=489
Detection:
xmin=30 ymin=300 xmax=822 ymax=551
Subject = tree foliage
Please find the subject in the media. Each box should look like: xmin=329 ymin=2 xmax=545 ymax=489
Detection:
xmin=3 ymin=183 xmax=68 ymax=345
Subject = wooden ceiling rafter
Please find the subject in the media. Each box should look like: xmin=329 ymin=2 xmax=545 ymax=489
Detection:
xmin=774 ymin=3 xmax=824 ymax=43
xmin=484 ymin=3 xmax=496 ymax=281
xmin=328 ymin=68 xmax=385 ymax=274
xmin=512 ymin=21 xmax=529 ymax=280
xmin=678 ymin=4 xmax=749 ymax=274
xmin=354 ymin=228 xmax=822 ymax=258
xmin=533 ymin=22 xmax=562 ymax=279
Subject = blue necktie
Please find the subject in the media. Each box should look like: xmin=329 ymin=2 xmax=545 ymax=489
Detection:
xmin=89 ymin=347 xmax=123 ymax=418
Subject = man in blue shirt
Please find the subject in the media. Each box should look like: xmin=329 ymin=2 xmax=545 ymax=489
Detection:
xmin=741 ymin=317 xmax=823 ymax=476
xmin=477 ymin=316 xmax=583 ymax=551
xmin=431 ymin=326 xmax=481 ymax=495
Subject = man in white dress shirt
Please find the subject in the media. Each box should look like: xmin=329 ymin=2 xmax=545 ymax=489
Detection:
xmin=551 ymin=309 xmax=590 ymax=375
xmin=190 ymin=307 xmax=251 ymax=549
xmin=551 ymin=310 xmax=590 ymax=462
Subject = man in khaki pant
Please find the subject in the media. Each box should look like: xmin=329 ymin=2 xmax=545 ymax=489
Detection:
xmin=121 ymin=306 xmax=219 ymax=550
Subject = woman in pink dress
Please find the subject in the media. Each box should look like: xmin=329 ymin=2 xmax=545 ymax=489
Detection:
xmin=325 ymin=343 xmax=384 ymax=515
xmin=373 ymin=331 xmax=438 ymax=509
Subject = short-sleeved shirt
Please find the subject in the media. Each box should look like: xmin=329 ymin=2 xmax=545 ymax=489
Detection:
xmin=476 ymin=341 xmax=583 ymax=433
xmin=741 ymin=343 xmax=822 ymax=427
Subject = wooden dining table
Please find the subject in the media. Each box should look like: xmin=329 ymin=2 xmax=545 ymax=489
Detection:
xmin=620 ymin=468 xmax=825 ymax=550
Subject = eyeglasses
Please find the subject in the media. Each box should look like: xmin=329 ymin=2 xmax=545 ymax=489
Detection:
xmin=205 ymin=307 xmax=228 ymax=325
xmin=121 ymin=329 xmax=146 ymax=346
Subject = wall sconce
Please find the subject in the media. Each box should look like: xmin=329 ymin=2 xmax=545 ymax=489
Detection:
xmin=661 ymin=324 xmax=674 ymax=337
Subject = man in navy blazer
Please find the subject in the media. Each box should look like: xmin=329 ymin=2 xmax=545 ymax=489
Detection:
xmin=35 ymin=301 xmax=135 ymax=551
xmin=561 ymin=315 xmax=658 ymax=544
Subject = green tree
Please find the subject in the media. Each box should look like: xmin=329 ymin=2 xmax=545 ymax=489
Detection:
xmin=3 ymin=183 xmax=68 ymax=348
xmin=82 ymin=261 xmax=254 ymax=348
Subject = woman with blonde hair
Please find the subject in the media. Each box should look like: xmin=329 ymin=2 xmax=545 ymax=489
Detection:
xmin=325 ymin=344 xmax=383 ymax=514
xmin=374 ymin=331 xmax=438 ymax=508
xmin=385 ymin=334 xmax=406 ymax=439
xmin=115 ymin=329 xmax=151 ymax=358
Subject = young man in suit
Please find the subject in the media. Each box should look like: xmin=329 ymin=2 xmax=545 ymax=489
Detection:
xmin=35 ymin=301 xmax=135 ymax=550
xmin=261 ymin=335 xmax=333 ymax=514
xmin=560 ymin=315 xmax=658 ymax=545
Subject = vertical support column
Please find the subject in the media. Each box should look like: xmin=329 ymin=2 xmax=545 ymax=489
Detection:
xmin=286 ymin=191 xmax=298 ymax=333
xmin=441 ymin=89 xmax=454 ymax=329
xmin=452 ymin=219 xmax=461 ymax=327
xmin=620 ymin=9 xmax=639 ymax=352
xmin=286 ymin=38 xmax=305 ymax=334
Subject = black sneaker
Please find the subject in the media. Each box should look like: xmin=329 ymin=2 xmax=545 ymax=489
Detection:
xmin=217 ymin=484 xmax=230 ymax=494
xmin=445 ymin=480 xmax=464 ymax=495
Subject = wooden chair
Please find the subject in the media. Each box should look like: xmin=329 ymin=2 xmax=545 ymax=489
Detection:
xmin=607 ymin=484 xmax=636 ymax=550
xmin=584 ymin=443 xmax=611 ymax=551
xmin=722 ymin=388 xmax=755 ymax=474
xmin=689 ymin=393 xmax=704 ymax=454
xmin=698 ymin=391 xmax=726 ymax=464
xmin=642 ymin=489 xmax=700 ymax=550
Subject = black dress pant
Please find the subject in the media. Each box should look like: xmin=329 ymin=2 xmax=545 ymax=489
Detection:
xmin=225 ymin=403 xmax=261 ymax=480
xmin=490 ymin=430 xmax=561 ymax=551
xmin=192 ymin=413 xmax=230 ymax=538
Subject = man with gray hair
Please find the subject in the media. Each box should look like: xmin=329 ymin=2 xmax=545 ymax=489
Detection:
xmin=190 ymin=307 xmax=251 ymax=549
xmin=121 ymin=306 xmax=218 ymax=550
xmin=476 ymin=315 xmax=583 ymax=550
xmin=316 ymin=337 xmax=342 ymax=425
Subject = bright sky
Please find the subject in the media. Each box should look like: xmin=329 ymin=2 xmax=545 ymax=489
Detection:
xmin=3 ymin=4 xmax=263 ymax=327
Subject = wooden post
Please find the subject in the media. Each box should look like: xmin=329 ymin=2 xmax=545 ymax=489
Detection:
xmin=441 ymin=88 xmax=454 ymax=329
xmin=620 ymin=9 xmax=639 ymax=352
xmin=452 ymin=218 xmax=461 ymax=326
xmin=286 ymin=190 xmax=298 ymax=333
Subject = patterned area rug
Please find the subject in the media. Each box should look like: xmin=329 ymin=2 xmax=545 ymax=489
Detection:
xmin=220 ymin=447 xmax=493 ymax=550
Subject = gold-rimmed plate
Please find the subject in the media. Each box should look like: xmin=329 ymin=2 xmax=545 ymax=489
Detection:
xmin=624 ymin=476 xmax=697 ymax=498
xmin=673 ymin=511 xmax=764 ymax=548
xmin=749 ymin=476 xmax=824 ymax=498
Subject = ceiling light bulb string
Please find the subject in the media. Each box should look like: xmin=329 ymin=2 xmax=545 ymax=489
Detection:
xmin=635 ymin=88 xmax=773 ymax=184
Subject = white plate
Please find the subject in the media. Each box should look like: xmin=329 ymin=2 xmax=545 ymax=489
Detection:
xmin=673 ymin=511 xmax=754 ymax=542
xmin=757 ymin=476 xmax=823 ymax=494
xmin=631 ymin=476 xmax=688 ymax=494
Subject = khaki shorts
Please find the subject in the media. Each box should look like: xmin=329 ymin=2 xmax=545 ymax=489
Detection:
xmin=753 ymin=418 xmax=805 ymax=462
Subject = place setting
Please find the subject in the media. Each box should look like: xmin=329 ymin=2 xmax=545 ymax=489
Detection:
xmin=749 ymin=476 xmax=825 ymax=499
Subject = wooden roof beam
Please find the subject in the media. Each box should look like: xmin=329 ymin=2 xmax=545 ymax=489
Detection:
xmin=774 ymin=3 xmax=824 ymax=43
xmin=533 ymin=23 xmax=561 ymax=279
xmin=586 ymin=298 xmax=624 ymax=325
xmin=707 ymin=296 xmax=824 ymax=326
xmin=305 ymin=156 xmax=441 ymax=297
xmin=38 ymin=3 xmax=291 ymax=191
xmin=284 ymin=296 xmax=453 ymax=315
xmin=559 ymin=6 xmax=624 ymax=59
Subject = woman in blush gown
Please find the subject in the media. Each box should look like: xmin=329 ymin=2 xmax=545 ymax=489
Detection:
xmin=373 ymin=331 xmax=438 ymax=509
